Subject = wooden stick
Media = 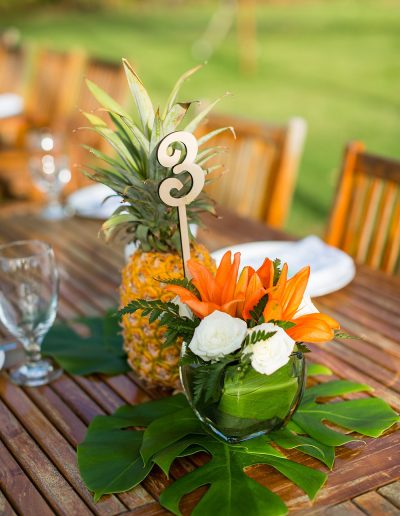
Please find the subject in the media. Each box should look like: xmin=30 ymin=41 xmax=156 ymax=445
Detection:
xmin=178 ymin=205 xmax=191 ymax=279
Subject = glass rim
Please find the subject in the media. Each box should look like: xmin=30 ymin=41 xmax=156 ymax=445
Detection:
xmin=0 ymin=239 xmax=54 ymax=261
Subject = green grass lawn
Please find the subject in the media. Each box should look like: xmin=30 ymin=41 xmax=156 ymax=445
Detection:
xmin=2 ymin=0 xmax=399 ymax=236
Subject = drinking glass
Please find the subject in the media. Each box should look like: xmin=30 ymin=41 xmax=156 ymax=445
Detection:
xmin=0 ymin=240 xmax=62 ymax=386
xmin=28 ymin=130 xmax=72 ymax=220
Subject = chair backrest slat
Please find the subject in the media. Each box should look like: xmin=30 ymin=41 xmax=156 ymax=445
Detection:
xmin=0 ymin=45 xmax=24 ymax=94
xmin=197 ymin=113 xmax=307 ymax=228
xmin=368 ymin=181 xmax=397 ymax=269
xmin=382 ymin=198 xmax=400 ymax=273
xmin=326 ymin=141 xmax=400 ymax=274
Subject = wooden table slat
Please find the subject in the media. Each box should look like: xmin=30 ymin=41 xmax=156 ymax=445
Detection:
xmin=353 ymin=490 xmax=400 ymax=515
xmin=0 ymin=399 xmax=94 ymax=515
xmin=0 ymin=489 xmax=18 ymax=516
xmin=0 ymin=439 xmax=54 ymax=516
xmin=0 ymin=375 xmax=127 ymax=515
xmin=378 ymin=481 xmax=400 ymax=508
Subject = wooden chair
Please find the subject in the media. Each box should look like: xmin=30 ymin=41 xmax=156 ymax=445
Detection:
xmin=326 ymin=141 xmax=400 ymax=274
xmin=197 ymin=113 xmax=307 ymax=228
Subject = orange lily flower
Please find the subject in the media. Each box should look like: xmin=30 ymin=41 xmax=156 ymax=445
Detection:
xmin=166 ymin=251 xmax=244 ymax=318
xmin=265 ymin=266 xmax=339 ymax=343
xmin=167 ymin=251 xmax=340 ymax=343
xmin=242 ymin=263 xmax=339 ymax=342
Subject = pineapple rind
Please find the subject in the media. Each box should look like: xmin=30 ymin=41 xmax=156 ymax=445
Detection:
xmin=120 ymin=243 xmax=215 ymax=389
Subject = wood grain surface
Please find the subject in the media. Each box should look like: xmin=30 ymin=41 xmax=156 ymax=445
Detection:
xmin=0 ymin=205 xmax=398 ymax=515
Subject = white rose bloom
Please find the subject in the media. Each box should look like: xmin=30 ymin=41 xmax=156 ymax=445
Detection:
xmin=296 ymin=295 xmax=319 ymax=317
xmin=171 ymin=295 xmax=194 ymax=320
xmin=245 ymin=322 xmax=295 ymax=375
xmin=189 ymin=310 xmax=247 ymax=362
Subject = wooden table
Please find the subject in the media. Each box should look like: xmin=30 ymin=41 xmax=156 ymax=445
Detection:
xmin=0 ymin=207 xmax=399 ymax=515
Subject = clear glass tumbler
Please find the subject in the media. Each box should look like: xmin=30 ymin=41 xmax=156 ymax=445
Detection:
xmin=0 ymin=240 xmax=62 ymax=386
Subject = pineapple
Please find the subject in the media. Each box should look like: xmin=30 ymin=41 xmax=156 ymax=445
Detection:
xmin=82 ymin=59 xmax=230 ymax=388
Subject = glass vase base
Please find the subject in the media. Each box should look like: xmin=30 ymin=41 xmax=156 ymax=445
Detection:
xmin=10 ymin=358 xmax=63 ymax=387
xmin=202 ymin=418 xmax=284 ymax=444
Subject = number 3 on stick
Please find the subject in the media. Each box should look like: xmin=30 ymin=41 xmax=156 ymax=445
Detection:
xmin=157 ymin=131 xmax=205 ymax=279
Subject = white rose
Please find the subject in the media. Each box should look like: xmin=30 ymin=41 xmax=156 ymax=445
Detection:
xmin=295 ymin=295 xmax=319 ymax=317
xmin=171 ymin=295 xmax=194 ymax=320
xmin=245 ymin=322 xmax=295 ymax=375
xmin=189 ymin=310 xmax=247 ymax=362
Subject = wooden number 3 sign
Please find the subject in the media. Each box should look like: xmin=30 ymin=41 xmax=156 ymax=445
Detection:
xmin=157 ymin=131 xmax=205 ymax=279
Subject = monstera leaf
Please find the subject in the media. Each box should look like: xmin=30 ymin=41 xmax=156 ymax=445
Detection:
xmin=43 ymin=311 xmax=129 ymax=375
xmin=293 ymin=381 xmax=399 ymax=446
xmin=269 ymin=427 xmax=335 ymax=469
xmin=159 ymin=435 xmax=325 ymax=516
xmin=78 ymin=395 xmax=189 ymax=500
xmin=77 ymin=370 xmax=399 ymax=516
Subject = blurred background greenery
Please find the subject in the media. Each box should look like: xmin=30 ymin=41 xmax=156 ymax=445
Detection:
xmin=1 ymin=0 xmax=399 ymax=236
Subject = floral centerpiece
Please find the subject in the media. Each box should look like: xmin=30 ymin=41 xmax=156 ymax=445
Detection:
xmin=121 ymin=250 xmax=340 ymax=442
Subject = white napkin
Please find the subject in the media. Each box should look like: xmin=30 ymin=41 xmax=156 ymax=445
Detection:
xmin=279 ymin=235 xmax=355 ymax=297
xmin=0 ymin=93 xmax=24 ymax=119
xmin=68 ymin=184 xmax=123 ymax=219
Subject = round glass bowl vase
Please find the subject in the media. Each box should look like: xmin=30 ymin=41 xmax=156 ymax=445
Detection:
xmin=180 ymin=349 xmax=305 ymax=443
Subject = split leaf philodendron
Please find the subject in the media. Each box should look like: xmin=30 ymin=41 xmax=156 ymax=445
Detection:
xmin=42 ymin=311 xmax=129 ymax=376
xmin=77 ymin=366 xmax=399 ymax=515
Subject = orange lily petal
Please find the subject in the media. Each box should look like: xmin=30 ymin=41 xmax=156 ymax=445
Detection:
xmin=310 ymin=312 xmax=340 ymax=329
xmin=263 ymin=296 xmax=283 ymax=322
xmin=221 ymin=298 xmax=244 ymax=317
xmin=287 ymin=313 xmax=339 ymax=343
xmin=242 ymin=288 xmax=266 ymax=320
xmin=184 ymin=299 xmax=221 ymax=318
xmin=234 ymin=266 xmax=254 ymax=317
xmin=263 ymin=262 xmax=288 ymax=295
xmin=281 ymin=266 xmax=310 ymax=319
xmin=257 ymin=258 xmax=274 ymax=289
xmin=215 ymin=251 xmax=233 ymax=289
xmin=221 ymin=252 xmax=241 ymax=304
xmin=165 ymin=284 xmax=200 ymax=305
xmin=188 ymin=259 xmax=219 ymax=303
xmin=242 ymin=273 xmax=266 ymax=319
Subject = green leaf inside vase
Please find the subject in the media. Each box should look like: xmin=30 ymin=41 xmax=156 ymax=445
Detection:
xmin=219 ymin=361 xmax=300 ymax=420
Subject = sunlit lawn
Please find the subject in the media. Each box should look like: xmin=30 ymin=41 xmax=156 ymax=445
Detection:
xmin=2 ymin=0 xmax=399 ymax=235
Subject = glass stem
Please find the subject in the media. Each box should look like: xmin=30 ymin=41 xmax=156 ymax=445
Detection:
xmin=25 ymin=338 xmax=42 ymax=367
xmin=48 ymin=189 xmax=61 ymax=208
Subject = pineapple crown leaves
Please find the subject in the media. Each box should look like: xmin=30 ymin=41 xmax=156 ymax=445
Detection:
xmin=82 ymin=59 xmax=232 ymax=252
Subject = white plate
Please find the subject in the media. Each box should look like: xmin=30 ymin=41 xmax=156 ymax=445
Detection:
xmin=211 ymin=237 xmax=355 ymax=298
xmin=0 ymin=93 xmax=24 ymax=119
xmin=68 ymin=184 xmax=122 ymax=219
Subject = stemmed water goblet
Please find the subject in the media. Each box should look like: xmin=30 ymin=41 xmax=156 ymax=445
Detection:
xmin=0 ymin=240 xmax=62 ymax=386
xmin=28 ymin=130 xmax=72 ymax=220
